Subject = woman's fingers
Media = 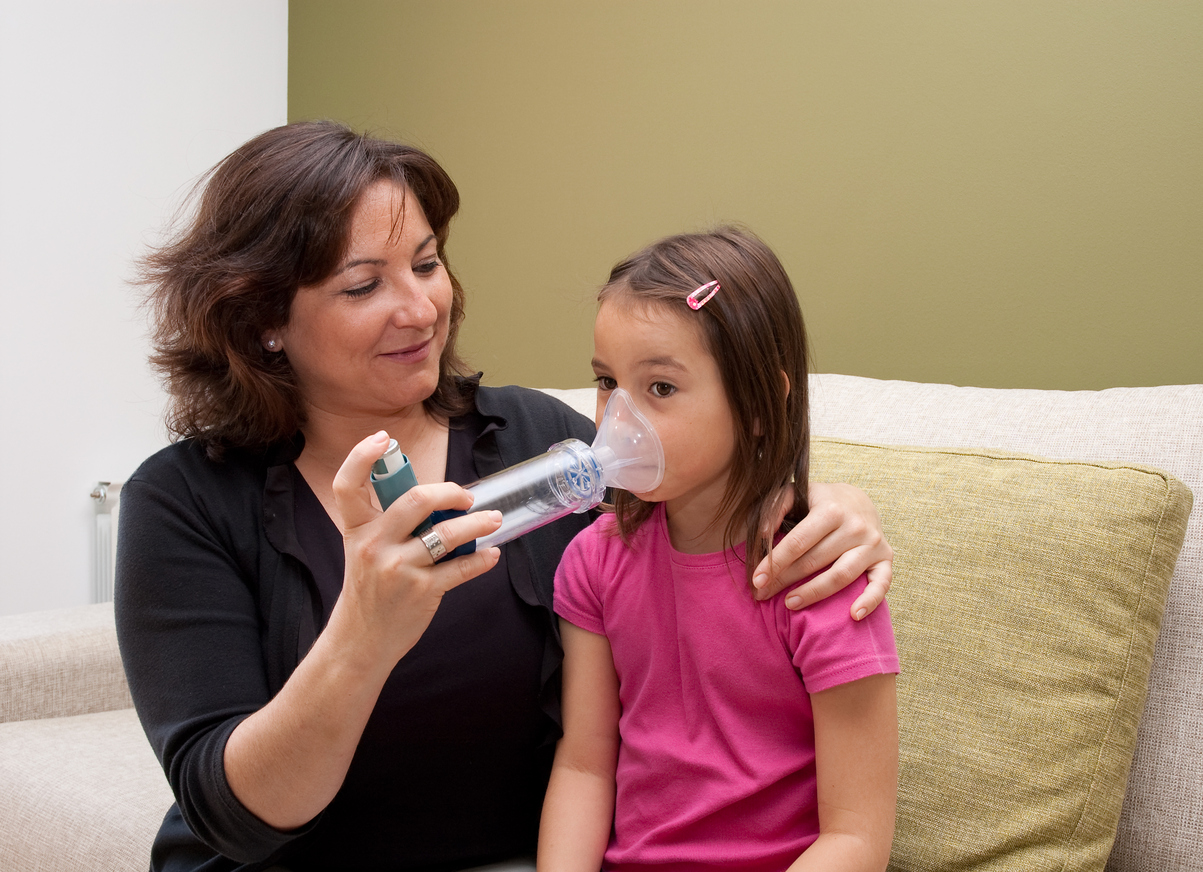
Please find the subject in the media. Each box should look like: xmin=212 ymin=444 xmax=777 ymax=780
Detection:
xmin=752 ymin=484 xmax=894 ymax=619
xmin=333 ymin=430 xmax=481 ymax=538
xmin=337 ymin=494 xmax=503 ymax=664
xmin=752 ymin=499 xmax=858 ymax=595
xmin=851 ymin=560 xmax=893 ymax=620
xmin=358 ymin=484 xmax=504 ymax=592
xmin=326 ymin=432 xmax=508 ymax=666
xmin=778 ymin=547 xmax=892 ymax=614
xmin=333 ymin=431 xmax=394 ymax=530
xmin=423 ymin=540 xmax=503 ymax=592
xmin=409 ymin=510 xmax=503 ymax=567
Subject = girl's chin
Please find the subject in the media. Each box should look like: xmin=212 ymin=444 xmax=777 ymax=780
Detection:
xmin=626 ymin=489 xmax=659 ymax=502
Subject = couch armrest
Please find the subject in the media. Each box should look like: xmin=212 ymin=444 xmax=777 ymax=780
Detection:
xmin=0 ymin=602 xmax=133 ymax=723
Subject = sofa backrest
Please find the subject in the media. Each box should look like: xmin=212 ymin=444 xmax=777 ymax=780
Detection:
xmin=0 ymin=601 xmax=132 ymax=723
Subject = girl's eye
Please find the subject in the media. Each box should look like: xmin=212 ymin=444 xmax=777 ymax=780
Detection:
xmin=414 ymin=258 xmax=441 ymax=276
xmin=344 ymin=279 xmax=380 ymax=298
xmin=594 ymin=376 xmax=617 ymax=392
xmin=651 ymin=382 xmax=676 ymax=398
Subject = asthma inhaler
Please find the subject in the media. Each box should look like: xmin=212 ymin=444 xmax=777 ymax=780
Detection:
xmin=370 ymin=388 xmax=663 ymax=557
xmin=370 ymin=443 xmax=433 ymax=535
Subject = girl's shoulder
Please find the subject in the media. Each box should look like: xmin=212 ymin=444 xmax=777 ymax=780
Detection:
xmin=772 ymin=573 xmax=899 ymax=693
xmin=570 ymin=511 xmax=622 ymax=552
xmin=564 ymin=511 xmax=657 ymax=574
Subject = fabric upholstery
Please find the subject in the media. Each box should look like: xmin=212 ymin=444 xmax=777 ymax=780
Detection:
xmin=0 ymin=708 xmax=172 ymax=871
xmin=0 ymin=602 xmax=132 ymax=722
xmin=810 ymin=439 xmax=1189 ymax=872
xmin=808 ymin=375 xmax=1203 ymax=872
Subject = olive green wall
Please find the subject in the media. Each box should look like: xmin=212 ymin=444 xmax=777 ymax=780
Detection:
xmin=289 ymin=1 xmax=1201 ymax=390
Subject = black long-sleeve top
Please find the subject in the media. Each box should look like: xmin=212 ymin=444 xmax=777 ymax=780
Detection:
xmin=115 ymin=383 xmax=596 ymax=871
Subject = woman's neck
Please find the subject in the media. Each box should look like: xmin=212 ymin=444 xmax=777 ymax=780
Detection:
xmin=294 ymin=403 xmax=449 ymax=528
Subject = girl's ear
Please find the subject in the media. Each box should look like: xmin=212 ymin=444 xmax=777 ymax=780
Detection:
xmin=753 ymin=373 xmax=792 ymax=436
xmin=262 ymin=334 xmax=282 ymax=352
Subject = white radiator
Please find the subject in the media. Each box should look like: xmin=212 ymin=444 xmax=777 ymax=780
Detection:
xmin=91 ymin=481 xmax=123 ymax=604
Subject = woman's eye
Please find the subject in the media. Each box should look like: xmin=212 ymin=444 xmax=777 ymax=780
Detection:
xmin=651 ymin=382 xmax=676 ymax=398
xmin=594 ymin=376 xmax=617 ymax=391
xmin=414 ymin=258 xmax=441 ymax=276
xmin=344 ymin=279 xmax=380 ymax=298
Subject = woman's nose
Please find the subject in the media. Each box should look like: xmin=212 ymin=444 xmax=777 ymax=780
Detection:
xmin=387 ymin=277 xmax=438 ymax=328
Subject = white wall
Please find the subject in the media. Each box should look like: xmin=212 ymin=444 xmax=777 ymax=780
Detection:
xmin=0 ymin=2 xmax=288 ymax=615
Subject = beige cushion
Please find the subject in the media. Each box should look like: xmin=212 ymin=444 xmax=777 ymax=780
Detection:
xmin=810 ymin=438 xmax=1191 ymax=872
xmin=808 ymin=375 xmax=1203 ymax=872
xmin=0 ymin=708 xmax=172 ymax=872
xmin=0 ymin=602 xmax=132 ymax=722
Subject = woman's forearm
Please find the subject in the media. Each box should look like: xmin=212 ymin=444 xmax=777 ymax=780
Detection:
xmin=223 ymin=601 xmax=396 ymax=829
xmin=227 ymin=440 xmax=506 ymax=830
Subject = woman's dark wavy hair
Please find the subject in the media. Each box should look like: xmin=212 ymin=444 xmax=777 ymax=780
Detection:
xmin=599 ymin=227 xmax=811 ymax=587
xmin=139 ymin=120 xmax=474 ymax=458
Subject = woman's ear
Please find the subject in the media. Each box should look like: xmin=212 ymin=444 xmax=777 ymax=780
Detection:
xmin=781 ymin=371 xmax=791 ymax=399
xmin=262 ymin=335 xmax=282 ymax=352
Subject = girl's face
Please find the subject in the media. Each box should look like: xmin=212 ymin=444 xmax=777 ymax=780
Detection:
xmin=273 ymin=181 xmax=453 ymax=423
xmin=592 ymin=298 xmax=739 ymax=540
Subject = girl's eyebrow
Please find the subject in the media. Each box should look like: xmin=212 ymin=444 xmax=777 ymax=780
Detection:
xmin=639 ymin=355 xmax=687 ymax=371
xmin=592 ymin=355 xmax=687 ymax=371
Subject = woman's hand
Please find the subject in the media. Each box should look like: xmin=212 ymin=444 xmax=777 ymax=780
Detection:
xmin=752 ymin=482 xmax=893 ymax=619
xmin=332 ymin=430 xmax=504 ymax=665
xmin=224 ymin=431 xmax=503 ymax=831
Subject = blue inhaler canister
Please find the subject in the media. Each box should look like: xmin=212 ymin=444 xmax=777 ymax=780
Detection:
xmin=370 ymin=442 xmax=433 ymax=535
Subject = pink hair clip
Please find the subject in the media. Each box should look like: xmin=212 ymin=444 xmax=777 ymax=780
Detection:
xmin=686 ymin=280 xmax=720 ymax=310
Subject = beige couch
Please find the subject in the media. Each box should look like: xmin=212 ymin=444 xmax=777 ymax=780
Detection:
xmin=2 ymin=374 xmax=1198 ymax=872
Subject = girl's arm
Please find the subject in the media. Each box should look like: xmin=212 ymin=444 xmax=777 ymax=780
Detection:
xmin=538 ymin=620 xmax=622 ymax=872
xmin=789 ymin=673 xmax=898 ymax=872
xmin=754 ymin=483 xmax=894 ymax=620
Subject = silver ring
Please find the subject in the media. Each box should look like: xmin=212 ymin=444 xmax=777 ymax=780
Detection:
xmin=419 ymin=528 xmax=447 ymax=563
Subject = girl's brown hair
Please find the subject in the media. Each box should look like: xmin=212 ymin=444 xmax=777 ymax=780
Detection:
xmin=139 ymin=121 xmax=474 ymax=457
xmin=599 ymin=227 xmax=810 ymax=587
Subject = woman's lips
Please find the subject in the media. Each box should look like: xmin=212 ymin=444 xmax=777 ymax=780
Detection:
xmin=381 ymin=338 xmax=432 ymax=364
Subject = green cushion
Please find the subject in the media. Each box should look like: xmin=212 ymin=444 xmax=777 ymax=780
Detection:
xmin=810 ymin=439 xmax=1192 ymax=872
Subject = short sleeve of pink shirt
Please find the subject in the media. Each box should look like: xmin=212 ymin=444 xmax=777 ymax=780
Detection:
xmin=775 ymin=564 xmax=899 ymax=695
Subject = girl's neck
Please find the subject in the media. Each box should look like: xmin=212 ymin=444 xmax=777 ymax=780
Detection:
xmin=664 ymin=494 xmax=742 ymax=555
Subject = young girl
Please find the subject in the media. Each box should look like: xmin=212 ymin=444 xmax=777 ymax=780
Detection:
xmin=538 ymin=228 xmax=899 ymax=872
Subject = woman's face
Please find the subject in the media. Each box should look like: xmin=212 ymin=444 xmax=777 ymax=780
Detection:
xmin=273 ymin=181 xmax=453 ymax=423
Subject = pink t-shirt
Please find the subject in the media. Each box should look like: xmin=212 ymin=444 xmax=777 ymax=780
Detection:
xmin=554 ymin=506 xmax=899 ymax=872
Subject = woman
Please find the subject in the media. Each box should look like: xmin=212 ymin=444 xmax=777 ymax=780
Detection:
xmin=115 ymin=121 xmax=893 ymax=872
